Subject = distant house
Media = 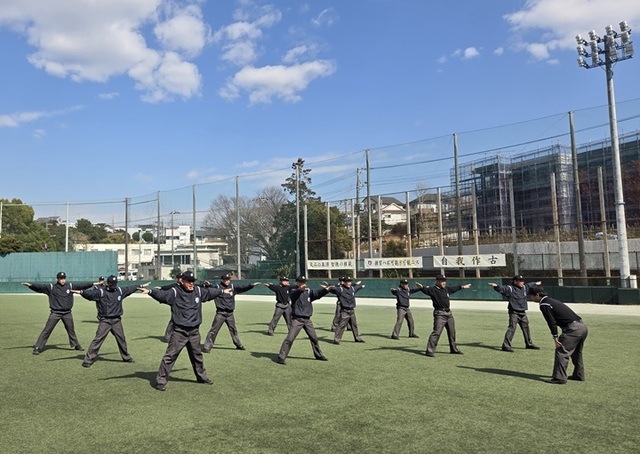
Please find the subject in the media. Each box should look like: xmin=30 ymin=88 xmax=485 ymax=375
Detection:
xmin=36 ymin=216 xmax=62 ymax=226
xmin=361 ymin=196 xmax=407 ymax=225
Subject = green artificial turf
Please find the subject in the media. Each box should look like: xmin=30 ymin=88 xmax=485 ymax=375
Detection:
xmin=1 ymin=294 xmax=638 ymax=453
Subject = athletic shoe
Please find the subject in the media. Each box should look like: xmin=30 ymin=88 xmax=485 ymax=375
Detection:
xmin=526 ymin=344 xmax=541 ymax=350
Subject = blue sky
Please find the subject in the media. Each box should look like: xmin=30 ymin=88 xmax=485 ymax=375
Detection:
xmin=1 ymin=0 xmax=640 ymax=224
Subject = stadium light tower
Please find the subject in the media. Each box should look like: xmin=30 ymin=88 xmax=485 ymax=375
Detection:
xmin=576 ymin=21 xmax=634 ymax=287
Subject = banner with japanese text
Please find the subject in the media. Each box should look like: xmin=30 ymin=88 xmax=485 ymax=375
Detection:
xmin=433 ymin=254 xmax=506 ymax=268
xmin=306 ymin=259 xmax=355 ymax=270
xmin=364 ymin=257 xmax=424 ymax=269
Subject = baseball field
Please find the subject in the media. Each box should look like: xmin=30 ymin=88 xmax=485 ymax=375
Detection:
xmin=1 ymin=293 xmax=638 ymax=453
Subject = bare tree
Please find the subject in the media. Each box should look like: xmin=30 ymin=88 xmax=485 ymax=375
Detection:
xmin=202 ymin=186 xmax=287 ymax=263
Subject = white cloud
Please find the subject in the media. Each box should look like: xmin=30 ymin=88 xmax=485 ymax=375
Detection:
xmin=154 ymin=4 xmax=209 ymax=58
xmin=451 ymin=47 xmax=480 ymax=60
xmin=436 ymin=56 xmax=447 ymax=64
xmin=283 ymin=44 xmax=318 ymax=64
xmin=0 ymin=0 xmax=207 ymax=102
xmin=98 ymin=92 xmax=120 ymax=100
xmin=504 ymin=0 xmax=640 ymax=61
xmin=312 ymin=8 xmax=338 ymax=28
xmin=220 ymin=60 xmax=337 ymax=104
xmin=213 ymin=4 xmax=282 ymax=67
xmin=463 ymin=47 xmax=480 ymax=59
xmin=214 ymin=3 xmax=336 ymax=104
xmin=0 ymin=106 xmax=82 ymax=128
xmin=526 ymin=43 xmax=550 ymax=60
xmin=494 ymin=47 xmax=504 ymax=56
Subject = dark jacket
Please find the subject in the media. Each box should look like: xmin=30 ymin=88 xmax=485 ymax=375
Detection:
xmin=391 ymin=286 xmax=421 ymax=308
xmin=329 ymin=284 xmax=365 ymax=309
xmin=265 ymin=283 xmax=298 ymax=308
xmin=78 ymin=285 xmax=139 ymax=319
xmin=290 ymin=287 xmax=329 ymax=318
xmin=493 ymin=282 xmax=537 ymax=312
xmin=27 ymin=281 xmax=94 ymax=312
xmin=538 ymin=296 xmax=583 ymax=337
xmin=209 ymin=281 xmax=256 ymax=312
xmin=420 ymin=285 xmax=463 ymax=311
xmin=148 ymin=285 xmax=223 ymax=328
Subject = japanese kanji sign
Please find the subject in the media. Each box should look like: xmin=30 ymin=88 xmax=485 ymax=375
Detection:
xmin=306 ymin=259 xmax=355 ymax=270
xmin=364 ymin=257 xmax=424 ymax=269
xmin=432 ymin=254 xmax=506 ymax=268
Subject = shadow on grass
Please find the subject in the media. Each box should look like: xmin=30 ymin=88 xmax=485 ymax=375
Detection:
xmin=132 ymin=335 xmax=168 ymax=343
xmin=48 ymin=353 xmax=124 ymax=363
xmin=457 ymin=365 xmax=547 ymax=382
xmin=6 ymin=344 xmax=76 ymax=352
xmin=366 ymin=345 xmax=426 ymax=356
xmin=244 ymin=329 xmax=279 ymax=336
xmin=80 ymin=320 xmax=99 ymax=324
xmin=250 ymin=351 xmax=281 ymax=362
xmin=100 ymin=368 xmax=192 ymax=389
xmin=457 ymin=341 xmax=503 ymax=352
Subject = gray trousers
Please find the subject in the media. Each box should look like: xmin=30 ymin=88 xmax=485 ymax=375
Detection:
xmin=334 ymin=308 xmax=362 ymax=342
xmin=268 ymin=304 xmax=291 ymax=334
xmin=502 ymin=312 xmax=535 ymax=349
xmin=156 ymin=325 xmax=209 ymax=387
xmin=35 ymin=310 xmax=81 ymax=350
xmin=203 ymin=311 xmax=242 ymax=350
xmin=553 ymin=321 xmax=588 ymax=381
xmin=278 ymin=317 xmax=324 ymax=360
xmin=331 ymin=304 xmax=352 ymax=332
xmin=392 ymin=307 xmax=416 ymax=338
xmin=84 ymin=318 xmax=131 ymax=364
xmin=164 ymin=320 xmax=174 ymax=342
xmin=426 ymin=310 xmax=459 ymax=354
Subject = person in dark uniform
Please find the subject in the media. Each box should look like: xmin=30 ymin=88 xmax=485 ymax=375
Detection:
xmin=418 ymin=274 xmax=470 ymax=356
xmin=155 ymin=273 xmax=184 ymax=342
xmin=331 ymin=276 xmax=365 ymax=344
xmin=74 ymin=275 xmax=148 ymax=367
xmin=276 ymin=276 xmax=329 ymax=365
xmin=390 ymin=279 xmax=421 ymax=339
xmin=264 ymin=277 xmax=295 ymax=335
xmin=139 ymin=270 xmax=231 ymax=391
xmin=489 ymin=275 xmax=541 ymax=352
xmin=22 ymin=272 xmax=98 ymax=355
xmin=330 ymin=276 xmax=345 ymax=332
xmin=202 ymin=273 xmax=260 ymax=352
xmin=528 ymin=286 xmax=588 ymax=384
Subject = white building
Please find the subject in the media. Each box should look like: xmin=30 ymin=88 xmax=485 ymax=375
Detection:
xmin=75 ymin=225 xmax=228 ymax=280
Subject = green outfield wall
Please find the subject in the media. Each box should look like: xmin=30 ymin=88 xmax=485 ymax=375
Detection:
xmin=0 ymin=251 xmax=116 ymax=285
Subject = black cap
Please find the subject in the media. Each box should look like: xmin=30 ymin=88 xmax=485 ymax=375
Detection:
xmin=296 ymin=275 xmax=307 ymax=283
xmin=513 ymin=275 xmax=525 ymax=281
xmin=343 ymin=276 xmax=352 ymax=282
xmin=182 ymin=271 xmax=196 ymax=282
xmin=56 ymin=272 xmax=66 ymax=280
xmin=279 ymin=276 xmax=289 ymax=281
xmin=221 ymin=273 xmax=231 ymax=280
xmin=400 ymin=279 xmax=409 ymax=284
xmin=106 ymin=275 xmax=118 ymax=286
xmin=99 ymin=276 xmax=104 ymax=281
xmin=529 ymin=285 xmax=545 ymax=295
xmin=436 ymin=274 xmax=447 ymax=281
xmin=338 ymin=276 xmax=345 ymax=282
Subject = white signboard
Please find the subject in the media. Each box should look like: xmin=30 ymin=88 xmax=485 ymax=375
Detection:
xmin=364 ymin=257 xmax=424 ymax=269
xmin=432 ymin=254 xmax=506 ymax=268
xmin=307 ymin=259 xmax=355 ymax=270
